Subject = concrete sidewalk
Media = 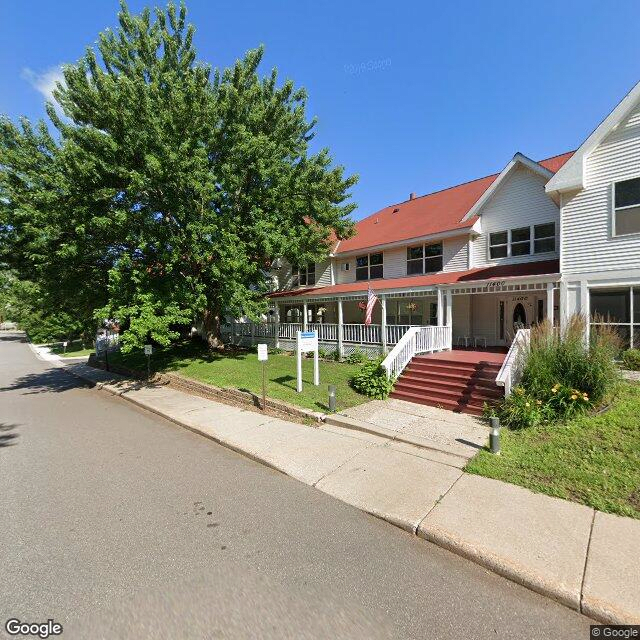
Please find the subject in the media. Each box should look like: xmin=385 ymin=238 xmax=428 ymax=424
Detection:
xmin=56 ymin=359 xmax=639 ymax=624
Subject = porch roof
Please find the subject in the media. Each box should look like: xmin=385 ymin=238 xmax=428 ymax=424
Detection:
xmin=268 ymin=259 xmax=560 ymax=300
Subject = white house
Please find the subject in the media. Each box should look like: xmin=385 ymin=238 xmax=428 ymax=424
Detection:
xmin=225 ymin=81 xmax=640 ymax=413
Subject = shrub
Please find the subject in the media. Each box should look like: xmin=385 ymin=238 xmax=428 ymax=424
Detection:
xmin=346 ymin=348 xmax=367 ymax=364
xmin=493 ymin=315 xmax=620 ymax=429
xmin=622 ymin=349 xmax=640 ymax=371
xmin=490 ymin=387 xmax=550 ymax=429
xmin=350 ymin=357 xmax=394 ymax=399
xmin=522 ymin=316 xmax=620 ymax=406
xmin=268 ymin=347 xmax=284 ymax=355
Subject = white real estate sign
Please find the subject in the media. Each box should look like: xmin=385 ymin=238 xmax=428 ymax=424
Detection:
xmin=296 ymin=330 xmax=319 ymax=392
xmin=257 ymin=343 xmax=268 ymax=361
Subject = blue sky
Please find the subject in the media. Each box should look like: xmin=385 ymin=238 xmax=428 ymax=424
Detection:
xmin=2 ymin=0 xmax=640 ymax=219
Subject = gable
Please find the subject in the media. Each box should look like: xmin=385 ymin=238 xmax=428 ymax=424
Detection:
xmin=546 ymin=80 xmax=640 ymax=193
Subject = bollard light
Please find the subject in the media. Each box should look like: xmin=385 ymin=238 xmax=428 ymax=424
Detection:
xmin=328 ymin=384 xmax=337 ymax=412
xmin=489 ymin=416 xmax=501 ymax=455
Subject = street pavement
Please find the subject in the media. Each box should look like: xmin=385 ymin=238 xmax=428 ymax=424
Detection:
xmin=0 ymin=332 xmax=592 ymax=639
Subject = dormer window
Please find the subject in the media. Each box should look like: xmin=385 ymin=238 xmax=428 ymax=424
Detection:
xmin=614 ymin=177 xmax=640 ymax=236
xmin=407 ymin=242 xmax=443 ymax=274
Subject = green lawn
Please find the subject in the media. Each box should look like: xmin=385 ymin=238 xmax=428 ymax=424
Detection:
xmin=108 ymin=341 xmax=368 ymax=412
xmin=50 ymin=340 xmax=95 ymax=358
xmin=466 ymin=381 xmax=640 ymax=519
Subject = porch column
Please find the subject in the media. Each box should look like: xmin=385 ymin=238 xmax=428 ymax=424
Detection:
xmin=337 ymin=298 xmax=344 ymax=359
xmin=445 ymin=290 xmax=453 ymax=327
xmin=274 ymin=302 xmax=280 ymax=349
xmin=437 ymin=288 xmax=444 ymax=326
xmin=380 ymin=296 xmax=388 ymax=354
xmin=303 ymin=301 xmax=308 ymax=331
xmin=546 ymin=283 xmax=555 ymax=325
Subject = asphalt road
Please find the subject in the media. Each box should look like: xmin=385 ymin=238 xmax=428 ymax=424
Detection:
xmin=0 ymin=332 xmax=592 ymax=639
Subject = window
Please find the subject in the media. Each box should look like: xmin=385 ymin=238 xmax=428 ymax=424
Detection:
xmin=590 ymin=287 xmax=640 ymax=349
xmin=292 ymin=263 xmax=315 ymax=287
xmin=355 ymin=252 xmax=383 ymax=280
xmin=510 ymin=227 xmax=531 ymax=256
xmin=406 ymin=242 xmax=443 ymax=275
xmin=534 ymin=223 xmax=555 ymax=253
xmin=489 ymin=223 xmax=556 ymax=259
xmin=614 ymin=177 xmax=640 ymax=236
xmin=489 ymin=232 xmax=508 ymax=259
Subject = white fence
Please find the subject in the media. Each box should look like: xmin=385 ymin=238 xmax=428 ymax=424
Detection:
xmin=495 ymin=328 xmax=531 ymax=396
xmin=222 ymin=322 xmax=421 ymax=347
xmin=381 ymin=326 xmax=452 ymax=379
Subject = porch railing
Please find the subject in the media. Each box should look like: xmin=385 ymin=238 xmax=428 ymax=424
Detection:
xmin=223 ymin=322 xmax=423 ymax=347
xmin=381 ymin=325 xmax=452 ymax=379
xmin=495 ymin=328 xmax=531 ymax=396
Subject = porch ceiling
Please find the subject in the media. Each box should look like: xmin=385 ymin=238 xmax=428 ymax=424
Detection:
xmin=268 ymin=259 xmax=560 ymax=302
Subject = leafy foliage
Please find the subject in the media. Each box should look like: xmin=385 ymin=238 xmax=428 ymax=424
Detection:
xmin=491 ymin=316 xmax=620 ymax=429
xmin=345 ymin=348 xmax=367 ymax=364
xmin=0 ymin=1 xmax=356 ymax=350
xmin=350 ymin=357 xmax=393 ymax=399
xmin=622 ymin=349 xmax=640 ymax=371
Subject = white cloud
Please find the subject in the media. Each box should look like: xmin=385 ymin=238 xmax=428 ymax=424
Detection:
xmin=21 ymin=65 xmax=65 ymax=104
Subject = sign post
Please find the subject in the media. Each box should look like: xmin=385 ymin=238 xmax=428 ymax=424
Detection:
xmin=144 ymin=344 xmax=153 ymax=379
xmin=296 ymin=331 xmax=319 ymax=392
xmin=62 ymin=340 xmax=68 ymax=355
xmin=257 ymin=344 xmax=268 ymax=410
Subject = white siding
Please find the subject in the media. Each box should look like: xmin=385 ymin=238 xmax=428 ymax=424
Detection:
xmin=562 ymin=102 xmax=640 ymax=274
xmin=383 ymin=247 xmax=406 ymax=279
xmin=336 ymin=257 xmax=356 ymax=284
xmin=316 ymin=260 xmax=332 ymax=286
xmin=271 ymin=259 xmax=331 ymax=290
xmin=472 ymin=165 xmax=560 ymax=268
xmin=443 ymin=236 xmax=469 ymax=272
xmin=334 ymin=235 xmax=469 ymax=284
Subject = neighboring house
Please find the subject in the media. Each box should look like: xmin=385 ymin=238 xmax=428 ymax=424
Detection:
xmin=228 ymin=81 xmax=640 ymax=360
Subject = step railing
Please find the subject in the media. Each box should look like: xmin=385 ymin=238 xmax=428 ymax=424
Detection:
xmin=495 ymin=328 xmax=531 ymax=396
xmin=381 ymin=325 xmax=452 ymax=380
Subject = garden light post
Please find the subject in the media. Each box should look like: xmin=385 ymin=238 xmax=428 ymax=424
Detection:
xmin=489 ymin=417 xmax=501 ymax=455
xmin=328 ymin=384 xmax=337 ymax=412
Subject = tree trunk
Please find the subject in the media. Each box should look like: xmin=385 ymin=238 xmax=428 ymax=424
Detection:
xmin=203 ymin=308 xmax=225 ymax=350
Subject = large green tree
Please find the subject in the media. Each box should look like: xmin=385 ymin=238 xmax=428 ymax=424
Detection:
xmin=0 ymin=1 xmax=356 ymax=350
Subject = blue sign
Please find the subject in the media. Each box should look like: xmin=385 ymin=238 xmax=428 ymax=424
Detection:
xmin=301 ymin=331 xmax=316 ymax=338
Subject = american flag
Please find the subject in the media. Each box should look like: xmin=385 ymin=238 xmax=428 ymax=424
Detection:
xmin=364 ymin=286 xmax=378 ymax=326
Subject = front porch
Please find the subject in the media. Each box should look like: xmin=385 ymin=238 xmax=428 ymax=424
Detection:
xmin=228 ymin=276 xmax=559 ymax=358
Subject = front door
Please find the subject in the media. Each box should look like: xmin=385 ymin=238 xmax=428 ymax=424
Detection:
xmin=497 ymin=295 xmax=536 ymax=344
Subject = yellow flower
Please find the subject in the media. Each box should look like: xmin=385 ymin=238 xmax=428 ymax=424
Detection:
xmin=571 ymin=394 xmax=577 ymax=400
xmin=525 ymin=402 xmax=530 ymax=407
xmin=551 ymin=388 xmax=558 ymax=393
xmin=536 ymin=400 xmax=542 ymax=406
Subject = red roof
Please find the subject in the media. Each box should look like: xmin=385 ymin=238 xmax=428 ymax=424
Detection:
xmin=269 ymin=259 xmax=560 ymax=299
xmin=334 ymin=151 xmax=574 ymax=255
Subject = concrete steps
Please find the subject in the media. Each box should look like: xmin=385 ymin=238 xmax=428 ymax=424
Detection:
xmin=390 ymin=356 xmax=503 ymax=416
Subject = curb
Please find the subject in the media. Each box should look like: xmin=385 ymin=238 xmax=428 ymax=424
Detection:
xmin=60 ymin=364 xmax=619 ymax=624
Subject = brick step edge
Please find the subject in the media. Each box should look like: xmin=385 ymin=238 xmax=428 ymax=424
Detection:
xmin=390 ymin=390 xmax=494 ymax=415
xmin=399 ymin=373 xmax=502 ymax=393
